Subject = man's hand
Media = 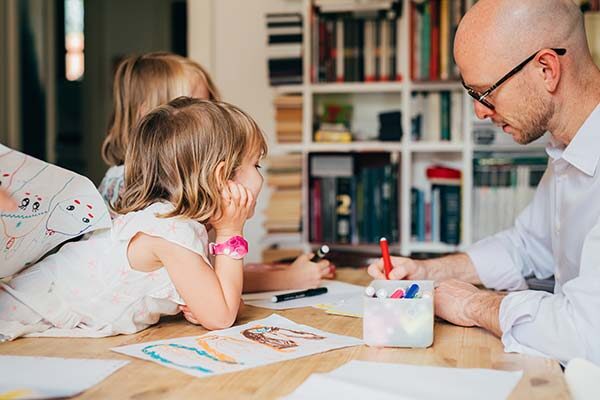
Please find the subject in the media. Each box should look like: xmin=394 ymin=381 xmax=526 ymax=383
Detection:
xmin=435 ymin=279 xmax=505 ymax=337
xmin=367 ymin=256 xmax=427 ymax=280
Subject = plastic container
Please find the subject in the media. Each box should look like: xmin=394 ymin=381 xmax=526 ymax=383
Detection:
xmin=363 ymin=280 xmax=434 ymax=348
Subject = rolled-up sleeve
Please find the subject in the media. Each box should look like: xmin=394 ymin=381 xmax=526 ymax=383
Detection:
xmin=467 ymin=170 xmax=555 ymax=291
xmin=497 ymin=220 xmax=600 ymax=364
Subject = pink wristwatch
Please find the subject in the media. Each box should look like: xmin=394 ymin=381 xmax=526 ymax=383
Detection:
xmin=209 ymin=235 xmax=249 ymax=259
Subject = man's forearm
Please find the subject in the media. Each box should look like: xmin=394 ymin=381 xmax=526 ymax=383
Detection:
xmin=420 ymin=253 xmax=482 ymax=284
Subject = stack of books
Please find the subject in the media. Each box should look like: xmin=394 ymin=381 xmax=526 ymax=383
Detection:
xmin=472 ymin=155 xmax=546 ymax=242
xmin=309 ymin=154 xmax=398 ymax=245
xmin=410 ymin=91 xmax=463 ymax=142
xmin=262 ymin=154 xmax=304 ymax=263
xmin=410 ymin=0 xmax=468 ymax=81
xmin=411 ymin=165 xmax=461 ymax=245
xmin=267 ymin=12 xmax=303 ymax=86
xmin=274 ymin=95 xmax=303 ymax=143
xmin=311 ymin=1 xmax=402 ymax=83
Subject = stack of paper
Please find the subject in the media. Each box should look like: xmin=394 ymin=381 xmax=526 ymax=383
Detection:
xmin=0 ymin=356 xmax=128 ymax=399
xmin=284 ymin=360 xmax=523 ymax=400
xmin=242 ymin=280 xmax=364 ymax=312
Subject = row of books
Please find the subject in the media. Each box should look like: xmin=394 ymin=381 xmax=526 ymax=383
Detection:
xmin=411 ymin=91 xmax=463 ymax=142
xmin=411 ymin=0 xmax=469 ymax=81
xmin=411 ymin=166 xmax=461 ymax=245
xmin=267 ymin=13 xmax=303 ymax=86
xmin=309 ymin=154 xmax=399 ymax=244
xmin=472 ymin=155 xmax=546 ymax=242
xmin=263 ymin=154 xmax=303 ymax=235
xmin=274 ymin=95 xmax=303 ymax=143
xmin=311 ymin=3 xmax=402 ymax=83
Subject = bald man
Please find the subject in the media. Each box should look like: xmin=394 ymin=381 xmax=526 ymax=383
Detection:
xmin=369 ymin=0 xmax=600 ymax=364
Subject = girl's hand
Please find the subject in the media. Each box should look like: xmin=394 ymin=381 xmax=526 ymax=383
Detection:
xmin=0 ymin=188 xmax=16 ymax=211
xmin=211 ymin=181 xmax=255 ymax=237
xmin=286 ymin=253 xmax=335 ymax=289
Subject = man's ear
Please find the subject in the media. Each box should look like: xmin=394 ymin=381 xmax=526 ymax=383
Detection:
xmin=536 ymin=49 xmax=561 ymax=93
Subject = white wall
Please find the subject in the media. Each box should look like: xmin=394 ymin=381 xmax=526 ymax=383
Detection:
xmin=188 ymin=0 xmax=302 ymax=262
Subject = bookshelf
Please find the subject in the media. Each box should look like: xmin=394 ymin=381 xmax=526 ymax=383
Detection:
xmin=264 ymin=0 xmax=545 ymax=258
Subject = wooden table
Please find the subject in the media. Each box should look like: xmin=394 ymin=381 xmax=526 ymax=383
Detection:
xmin=0 ymin=268 xmax=569 ymax=399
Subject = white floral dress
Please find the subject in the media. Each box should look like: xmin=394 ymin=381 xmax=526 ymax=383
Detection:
xmin=0 ymin=202 xmax=210 ymax=341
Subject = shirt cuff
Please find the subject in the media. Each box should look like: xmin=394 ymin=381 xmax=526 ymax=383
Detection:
xmin=466 ymin=236 xmax=528 ymax=291
xmin=499 ymin=290 xmax=552 ymax=358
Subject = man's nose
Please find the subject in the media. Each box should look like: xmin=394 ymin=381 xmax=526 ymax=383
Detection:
xmin=473 ymin=100 xmax=495 ymax=120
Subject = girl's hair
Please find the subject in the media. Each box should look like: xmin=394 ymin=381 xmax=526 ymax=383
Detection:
xmin=113 ymin=97 xmax=267 ymax=223
xmin=102 ymin=52 xmax=218 ymax=166
xmin=179 ymin=57 xmax=221 ymax=101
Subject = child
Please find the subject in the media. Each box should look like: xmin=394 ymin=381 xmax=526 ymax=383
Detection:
xmin=98 ymin=52 xmax=334 ymax=293
xmin=0 ymin=98 xmax=267 ymax=341
xmin=98 ymin=52 xmax=220 ymax=207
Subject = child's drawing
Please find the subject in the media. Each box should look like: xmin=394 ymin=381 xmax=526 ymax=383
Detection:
xmin=0 ymin=145 xmax=111 ymax=278
xmin=112 ymin=314 xmax=362 ymax=378
xmin=241 ymin=326 xmax=325 ymax=351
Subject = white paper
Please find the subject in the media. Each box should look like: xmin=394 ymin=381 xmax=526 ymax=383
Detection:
xmin=284 ymin=360 xmax=523 ymax=400
xmin=242 ymin=280 xmax=364 ymax=310
xmin=112 ymin=314 xmax=362 ymax=378
xmin=0 ymin=145 xmax=111 ymax=277
xmin=0 ymin=356 xmax=128 ymax=399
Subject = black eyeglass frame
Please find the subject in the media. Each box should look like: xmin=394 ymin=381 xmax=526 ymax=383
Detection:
xmin=461 ymin=48 xmax=567 ymax=110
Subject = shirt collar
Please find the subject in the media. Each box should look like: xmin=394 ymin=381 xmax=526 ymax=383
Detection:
xmin=545 ymin=103 xmax=600 ymax=177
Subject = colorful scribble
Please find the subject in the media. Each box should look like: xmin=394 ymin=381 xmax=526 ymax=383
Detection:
xmin=241 ymin=326 xmax=325 ymax=351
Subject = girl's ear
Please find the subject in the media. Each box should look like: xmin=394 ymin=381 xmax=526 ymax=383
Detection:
xmin=213 ymin=160 xmax=227 ymax=189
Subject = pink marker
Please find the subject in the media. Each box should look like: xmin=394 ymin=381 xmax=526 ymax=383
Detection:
xmin=390 ymin=288 xmax=405 ymax=299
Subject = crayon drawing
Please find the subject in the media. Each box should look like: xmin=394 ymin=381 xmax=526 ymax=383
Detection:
xmin=112 ymin=314 xmax=362 ymax=378
xmin=0 ymin=145 xmax=111 ymax=278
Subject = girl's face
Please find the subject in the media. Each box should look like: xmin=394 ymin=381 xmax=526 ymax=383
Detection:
xmin=233 ymin=154 xmax=264 ymax=217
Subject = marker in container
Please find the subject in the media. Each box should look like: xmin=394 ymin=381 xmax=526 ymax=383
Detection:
xmin=365 ymin=286 xmax=376 ymax=297
xmin=390 ymin=288 xmax=405 ymax=299
xmin=310 ymin=245 xmax=330 ymax=262
xmin=379 ymin=237 xmax=393 ymax=280
xmin=404 ymin=283 xmax=420 ymax=299
xmin=271 ymin=287 xmax=328 ymax=303
xmin=376 ymin=288 xmax=388 ymax=299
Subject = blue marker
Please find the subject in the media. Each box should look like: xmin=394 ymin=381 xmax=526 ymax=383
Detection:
xmin=404 ymin=283 xmax=420 ymax=299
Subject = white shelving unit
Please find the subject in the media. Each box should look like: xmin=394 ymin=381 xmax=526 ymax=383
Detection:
xmin=267 ymin=0 xmax=534 ymax=257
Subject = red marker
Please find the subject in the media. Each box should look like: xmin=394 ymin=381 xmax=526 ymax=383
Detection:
xmin=380 ymin=237 xmax=392 ymax=280
xmin=390 ymin=288 xmax=405 ymax=299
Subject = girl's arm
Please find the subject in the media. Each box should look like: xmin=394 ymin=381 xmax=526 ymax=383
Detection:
xmin=242 ymin=254 xmax=334 ymax=293
xmin=158 ymin=181 xmax=254 ymax=330
xmin=156 ymin=239 xmax=243 ymax=329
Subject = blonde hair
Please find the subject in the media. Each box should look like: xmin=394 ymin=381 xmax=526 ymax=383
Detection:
xmin=180 ymin=57 xmax=221 ymax=101
xmin=113 ymin=97 xmax=267 ymax=223
xmin=102 ymin=52 xmax=219 ymax=166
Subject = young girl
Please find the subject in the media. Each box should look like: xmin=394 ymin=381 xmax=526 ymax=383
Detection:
xmin=98 ymin=52 xmax=334 ymax=293
xmin=0 ymin=98 xmax=265 ymax=341
xmin=98 ymin=52 xmax=220 ymax=207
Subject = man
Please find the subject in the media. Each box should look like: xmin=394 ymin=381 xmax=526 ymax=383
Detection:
xmin=369 ymin=0 xmax=600 ymax=364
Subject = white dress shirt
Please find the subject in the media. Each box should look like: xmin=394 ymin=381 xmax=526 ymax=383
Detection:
xmin=467 ymin=103 xmax=600 ymax=365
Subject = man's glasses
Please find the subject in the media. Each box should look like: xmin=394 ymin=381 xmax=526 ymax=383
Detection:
xmin=461 ymin=48 xmax=566 ymax=110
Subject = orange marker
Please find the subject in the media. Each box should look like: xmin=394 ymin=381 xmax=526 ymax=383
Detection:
xmin=380 ymin=237 xmax=392 ymax=280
